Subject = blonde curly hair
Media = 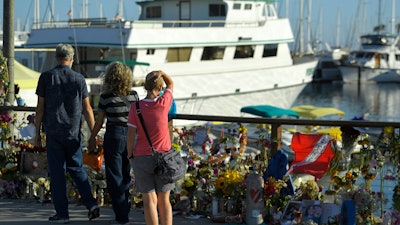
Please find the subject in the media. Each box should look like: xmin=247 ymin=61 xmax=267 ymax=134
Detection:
xmin=103 ymin=62 xmax=133 ymax=96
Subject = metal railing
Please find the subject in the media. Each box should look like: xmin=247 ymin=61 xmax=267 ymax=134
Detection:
xmin=31 ymin=19 xmax=266 ymax=30
xmin=3 ymin=106 xmax=399 ymax=154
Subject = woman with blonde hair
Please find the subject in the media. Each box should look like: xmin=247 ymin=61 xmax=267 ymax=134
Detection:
xmin=89 ymin=61 xmax=138 ymax=225
xmin=127 ymin=70 xmax=174 ymax=225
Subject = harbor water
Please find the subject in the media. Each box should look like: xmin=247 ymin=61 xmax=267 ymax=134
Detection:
xmin=293 ymin=82 xmax=400 ymax=122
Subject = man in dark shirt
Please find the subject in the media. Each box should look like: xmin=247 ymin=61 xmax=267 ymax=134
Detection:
xmin=34 ymin=43 xmax=100 ymax=224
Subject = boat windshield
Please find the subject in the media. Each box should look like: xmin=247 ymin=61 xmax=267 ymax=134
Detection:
xmin=360 ymin=35 xmax=396 ymax=46
xmin=350 ymin=51 xmax=374 ymax=59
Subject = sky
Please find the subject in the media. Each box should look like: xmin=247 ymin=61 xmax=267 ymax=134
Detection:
xmin=0 ymin=0 xmax=399 ymax=50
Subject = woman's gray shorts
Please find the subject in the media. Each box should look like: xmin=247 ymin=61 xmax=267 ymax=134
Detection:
xmin=132 ymin=155 xmax=175 ymax=193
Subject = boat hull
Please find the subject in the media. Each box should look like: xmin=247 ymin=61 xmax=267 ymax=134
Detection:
xmin=338 ymin=65 xmax=391 ymax=83
xmin=171 ymin=83 xmax=308 ymax=117
xmin=131 ymin=60 xmax=316 ymax=116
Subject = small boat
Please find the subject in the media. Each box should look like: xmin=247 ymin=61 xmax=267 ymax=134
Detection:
xmin=338 ymin=34 xmax=400 ymax=83
xmin=24 ymin=0 xmax=317 ymax=116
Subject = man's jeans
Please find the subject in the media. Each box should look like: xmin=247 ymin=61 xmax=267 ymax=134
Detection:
xmin=46 ymin=134 xmax=97 ymax=218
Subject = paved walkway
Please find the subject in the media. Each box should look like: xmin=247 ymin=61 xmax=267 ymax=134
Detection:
xmin=0 ymin=199 xmax=213 ymax=225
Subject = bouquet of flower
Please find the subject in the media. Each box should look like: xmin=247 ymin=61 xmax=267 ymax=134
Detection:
xmin=0 ymin=112 xmax=13 ymax=142
xmin=180 ymin=173 xmax=199 ymax=197
xmin=330 ymin=170 xmax=359 ymax=192
xmin=214 ymin=169 xmax=244 ymax=198
xmin=339 ymin=183 xmax=380 ymax=224
xmin=294 ymin=179 xmax=322 ymax=201
xmin=264 ymin=176 xmax=291 ymax=212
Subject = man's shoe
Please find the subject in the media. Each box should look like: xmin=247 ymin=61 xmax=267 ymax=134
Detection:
xmin=48 ymin=215 xmax=69 ymax=224
xmin=88 ymin=205 xmax=100 ymax=220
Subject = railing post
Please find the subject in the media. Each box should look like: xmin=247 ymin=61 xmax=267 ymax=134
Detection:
xmin=270 ymin=123 xmax=282 ymax=157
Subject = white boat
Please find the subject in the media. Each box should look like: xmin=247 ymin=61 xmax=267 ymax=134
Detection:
xmin=24 ymin=0 xmax=317 ymax=116
xmin=0 ymin=30 xmax=29 ymax=47
xmin=338 ymin=34 xmax=400 ymax=83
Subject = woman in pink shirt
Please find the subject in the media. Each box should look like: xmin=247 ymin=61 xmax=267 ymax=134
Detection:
xmin=127 ymin=70 xmax=174 ymax=225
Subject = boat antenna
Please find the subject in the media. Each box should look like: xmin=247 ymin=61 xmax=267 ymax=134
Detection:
xmin=68 ymin=0 xmax=80 ymax=69
xmin=116 ymin=0 xmax=126 ymax=63
xmin=118 ymin=21 xmax=126 ymax=64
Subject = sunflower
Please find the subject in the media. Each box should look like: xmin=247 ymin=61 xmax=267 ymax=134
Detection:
xmin=216 ymin=177 xmax=225 ymax=190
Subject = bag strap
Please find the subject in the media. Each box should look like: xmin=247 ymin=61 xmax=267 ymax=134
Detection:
xmin=135 ymin=99 xmax=157 ymax=155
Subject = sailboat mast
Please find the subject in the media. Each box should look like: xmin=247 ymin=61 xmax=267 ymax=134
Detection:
xmin=119 ymin=0 xmax=124 ymax=19
xmin=70 ymin=0 xmax=73 ymax=17
xmin=34 ymin=0 xmax=40 ymax=29
xmin=391 ymin=0 xmax=395 ymax=34
xmin=286 ymin=0 xmax=289 ymax=18
xmin=307 ymin=0 xmax=312 ymax=53
xmin=299 ymin=0 xmax=304 ymax=54
xmin=377 ymin=0 xmax=381 ymax=34
xmin=336 ymin=9 xmax=340 ymax=47
xmin=83 ymin=0 xmax=88 ymax=19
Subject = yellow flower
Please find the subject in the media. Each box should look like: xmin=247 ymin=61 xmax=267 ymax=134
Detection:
xmin=181 ymin=189 xmax=189 ymax=196
xmin=216 ymin=177 xmax=225 ymax=190
xmin=185 ymin=179 xmax=195 ymax=188
xmin=214 ymin=170 xmax=244 ymax=197
xmin=384 ymin=126 xmax=394 ymax=135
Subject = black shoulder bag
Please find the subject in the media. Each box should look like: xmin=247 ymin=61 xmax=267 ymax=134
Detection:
xmin=135 ymin=100 xmax=186 ymax=184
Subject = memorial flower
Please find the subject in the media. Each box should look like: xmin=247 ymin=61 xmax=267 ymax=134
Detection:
xmin=264 ymin=176 xmax=291 ymax=212
xmin=339 ymin=183 xmax=380 ymax=224
xmin=0 ymin=112 xmax=13 ymax=142
xmin=214 ymin=169 xmax=244 ymax=198
xmin=0 ymin=52 xmax=8 ymax=104
xmin=294 ymin=179 xmax=322 ymax=201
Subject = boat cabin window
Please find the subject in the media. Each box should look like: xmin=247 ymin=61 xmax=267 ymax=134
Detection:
xmin=166 ymin=47 xmax=192 ymax=62
xmin=201 ymin=47 xmax=225 ymax=60
xmin=233 ymin=3 xmax=241 ymax=10
xmin=320 ymin=61 xmax=338 ymax=68
xmin=364 ymin=52 xmax=374 ymax=59
xmin=146 ymin=6 xmax=162 ymax=18
xmin=262 ymin=44 xmax=278 ymax=57
xmin=360 ymin=35 xmax=395 ymax=46
xmin=209 ymin=4 xmax=226 ymax=17
xmin=146 ymin=49 xmax=155 ymax=55
xmin=352 ymin=52 xmax=363 ymax=58
xmin=234 ymin=45 xmax=255 ymax=59
xmin=244 ymin=4 xmax=252 ymax=10
xmin=396 ymin=54 xmax=400 ymax=61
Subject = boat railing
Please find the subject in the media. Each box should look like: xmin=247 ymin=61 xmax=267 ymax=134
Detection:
xmin=31 ymin=19 xmax=263 ymax=30
xmin=2 ymin=106 xmax=399 ymax=156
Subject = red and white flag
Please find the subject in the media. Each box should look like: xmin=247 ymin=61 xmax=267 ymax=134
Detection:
xmin=286 ymin=133 xmax=335 ymax=180
xmin=114 ymin=13 xmax=122 ymax=21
